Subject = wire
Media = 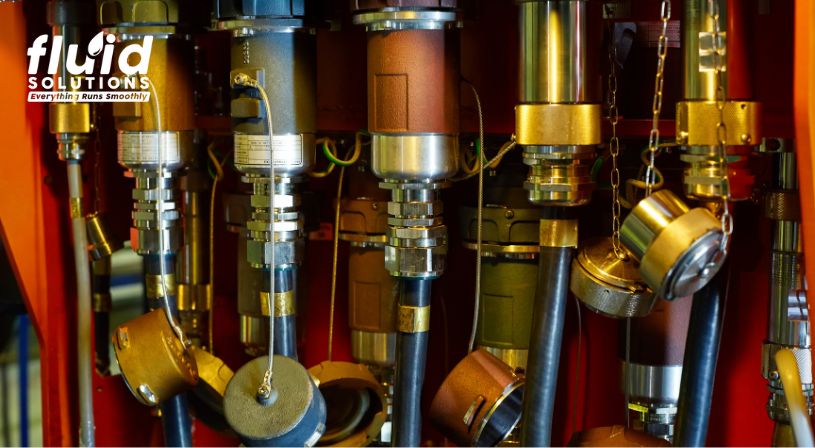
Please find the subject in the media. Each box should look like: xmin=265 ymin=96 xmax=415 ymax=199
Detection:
xmin=453 ymin=139 xmax=517 ymax=182
xmin=233 ymin=73 xmax=277 ymax=395
xmin=145 ymin=77 xmax=186 ymax=346
xmin=322 ymin=135 xmax=362 ymax=166
xmin=206 ymin=141 xmax=230 ymax=353
xmin=256 ymin=83 xmax=277 ymax=392
xmin=327 ymin=161 xmax=347 ymax=360
xmin=466 ymin=81 xmax=485 ymax=353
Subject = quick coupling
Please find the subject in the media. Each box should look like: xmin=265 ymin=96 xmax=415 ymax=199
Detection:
xmin=244 ymin=176 xmax=304 ymax=269
xmin=381 ymin=181 xmax=448 ymax=279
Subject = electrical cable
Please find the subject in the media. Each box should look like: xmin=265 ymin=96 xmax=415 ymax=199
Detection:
xmin=327 ymin=154 xmax=346 ymax=361
xmin=466 ymin=81 xmax=485 ymax=353
xmin=453 ymin=139 xmax=517 ymax=182
xmin=67 ymin=160 xmax=95 ymax=447
xmin=207 ymin=141 xmax=231 ymax=353
xmin=232 ymin=73 xmax=278 ymax=398
xmin=145 ymin=78 xmax=186 ymax=345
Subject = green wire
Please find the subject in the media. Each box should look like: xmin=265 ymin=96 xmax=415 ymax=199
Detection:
xmin=322 ymin=141 xmax=355 ymax=167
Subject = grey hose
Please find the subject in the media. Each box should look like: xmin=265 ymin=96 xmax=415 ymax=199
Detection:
xmin=520 ymin=245 xmax=574 ymax=447
xmin=67 ymin=161 xmax=95 ymax=447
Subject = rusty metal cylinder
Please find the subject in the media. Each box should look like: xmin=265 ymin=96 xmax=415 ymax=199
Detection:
xmin=366 ymin=30 xmax=458 ymax=136
xmin=429 ymin=349 xmax=525 ymax=447
xmin=355 ymin=6 xmax=461 ymax=181
xmin=341 ymin=161 xmax=398 ymax=367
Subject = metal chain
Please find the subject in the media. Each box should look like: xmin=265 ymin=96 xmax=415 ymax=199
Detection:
xmin=708 ymin=0 xmax=733 ymax=255
xmin=644 ymin=0 xmax=672 ymax=195
xmin=606 ymin=17 xmax=624 ymax=259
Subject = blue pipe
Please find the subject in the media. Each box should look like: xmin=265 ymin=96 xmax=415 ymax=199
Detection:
xmin=18 ymin=314 xmax=29 ymax=447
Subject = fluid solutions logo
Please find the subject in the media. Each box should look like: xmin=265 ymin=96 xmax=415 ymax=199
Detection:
xmin=27 ymin=32 xmax=153 ymax=103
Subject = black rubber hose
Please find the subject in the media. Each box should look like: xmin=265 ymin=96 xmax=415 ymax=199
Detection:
xmin=92 ymin=264 xmax=111 ymax=373
xmin=160 ymin=394 xmax=193 ymax=447
xmin=271 ymin=267 xmax=298 ymax=359
xmin=673 ymin=266 xmax=729 ymax=447
xmin=392 ymin=279 xmax=431 ymax=447
xmin=144 ymin=254 xmax=193 ymax=448
xmin=520 ymin=245 xmax=574 ymax=447
xmin=93 ymin=311 xmax=109 ymax=373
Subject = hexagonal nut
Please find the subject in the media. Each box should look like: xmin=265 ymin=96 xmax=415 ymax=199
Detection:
xmin=247 ymin=239 xmax=303 ymax=268
xmin=131 ymin=227 xmax=180 ymax=255
xmin=250 ymin=193 xmax=297 ymax=209
xmin=385 ymin=245 xmax=447 ymax=278
xmin=387 ymin=201 xmax=443 ymax=218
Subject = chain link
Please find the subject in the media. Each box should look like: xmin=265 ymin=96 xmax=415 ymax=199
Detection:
xmin=645 ymin=0 xmax=671 ymax=195
xmin=708 ymin=0 xmax=733 ymax=255
xmin=606 ymin=14 xmax=624 ymax=259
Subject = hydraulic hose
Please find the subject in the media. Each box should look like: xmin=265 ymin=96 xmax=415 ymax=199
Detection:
xmin=270 ymin=267 xmax=298 ymax=359
xmin=144 ymin=254 xmax=193 ymax=447
xmin=392 ymin=279 xmax=431 ymax=447
xmin=674 ymin=266 xmax=728 ymax=447
xmin=67 ymin=161 xmax=95 ymax=447
xmin=92 ymin=258 xmax=111 ymax=373
xmin=161 ymin=394 xmax=193 ymax=447
xmin=521 ymin=244 xmax=574 ymax=447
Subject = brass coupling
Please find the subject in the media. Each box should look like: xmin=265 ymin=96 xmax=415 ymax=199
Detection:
xmin=765 ymin=190 xmax=801 ymax=221
xmin=398 ymin=305 xmax=430 ymax=333
xmin=146 ymin=273 xmax=177 ymax=300
xmin=260 ymin=290 xmax=296 ymax=317
xmin=86 ymin=212 xmax=121 ymax=260
xmin=539 ymin=219 xmax=578 ymax=249
xmin=49 ymin=102 xmax=91 ymax=134
xmin=515 ymin=104 xmax=601 ymax=146
xmin=516 ymin=104 xmax=599 ymax=206
xmin=676 ymin=100 xmax=762 ymax=146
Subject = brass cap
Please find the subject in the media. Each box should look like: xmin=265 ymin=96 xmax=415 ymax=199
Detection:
xmin=308 ymin=361 xmax=387 ymax=446
xmin=112 ymin=309 xmax=198 ymax=406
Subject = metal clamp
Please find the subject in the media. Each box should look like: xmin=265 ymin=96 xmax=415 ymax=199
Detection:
xmin=398 ymin=305 xmax=430 ymax=333
xmin=515 ymin=104 xmax=601 ymax=146
xmin=676 ymin=100 xmax=762 ymax=146
xmin=539 ymin=219 xmax=578 ymax=248
xmin=260 ymin=290 xmax=296 ymax=317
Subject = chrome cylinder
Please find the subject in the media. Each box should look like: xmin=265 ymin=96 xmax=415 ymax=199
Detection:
xmin=680 ymin=0 xmax=732 ymax=200
xmin=619 ymin=189 xmax=724 ymax=300
xmin=517 ymin=0 xmax=597 ymax=206
xmin=623 ymin=362 xmax=682 ymax=441
xmin=682 ymin=0 xmax=728 ymax=101
xmin=519 ymin=0 xmax=588 ymax=104
xmin=762 ymin=151 xmax=814 ymax=426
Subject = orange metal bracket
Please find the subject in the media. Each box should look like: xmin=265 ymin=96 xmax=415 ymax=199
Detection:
xmin=794 ymin=0 xmax=815 ymax=382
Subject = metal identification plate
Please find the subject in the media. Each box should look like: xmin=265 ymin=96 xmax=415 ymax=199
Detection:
xmin=118 ymin=132 xmax=181 ymax=164
xmin=234 ymin=133 xmax=304 ymax=167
